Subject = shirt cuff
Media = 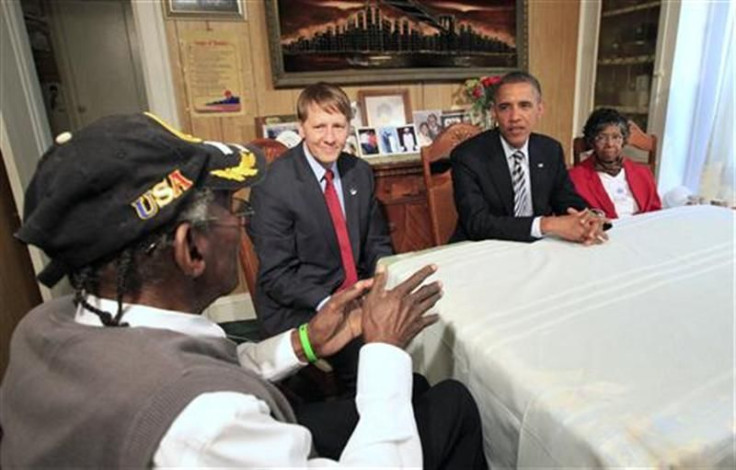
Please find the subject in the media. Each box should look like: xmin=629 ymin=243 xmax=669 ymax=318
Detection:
xmin=356 ymin=343 xmax=412 ymax=403
xmin=236 ymin=330 xmax=303 ymax=382
xmin=531 ymin=216 xmax=543 ymax=239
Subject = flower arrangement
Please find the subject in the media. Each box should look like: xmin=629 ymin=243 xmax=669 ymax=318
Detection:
xmin=462 ymin=75 xmax=501 ymax=129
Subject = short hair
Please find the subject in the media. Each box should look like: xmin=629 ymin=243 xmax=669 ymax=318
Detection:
xmin=493 ymin=70 xmax=542 ymax=102
xmin=582 ymin=108 xmax=630 ymax=147
xmin=296 ymin=82 xmax=352 ymax=122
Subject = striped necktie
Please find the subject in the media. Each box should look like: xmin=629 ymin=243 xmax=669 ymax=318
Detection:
xmin=511 ymin=151 xmax=531 ymax=216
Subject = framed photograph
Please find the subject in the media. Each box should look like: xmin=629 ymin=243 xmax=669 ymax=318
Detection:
xmin=440 ymin=110 xmax=471 ymax=128
xmin=358 ymin=89 xmax=412 ymax=128
xmin=165 ymin=0 xmax=246 ymax=20
xmin=343 ymin=132 xmax=360 ymax=156
xmin=357 ymin=128 xmax=380 ymax=158
xmin=265 ymin=0 xmax=528 ymax=87
xmin=255 ymin=114 xmax=297 ymax=138
xmin=261 ymin=120 xmax=302 ymax=148
xmin=396 ymin=125 xmax=420 ymax=153
xmin=413 ymin=110 xmax=443 ymax=146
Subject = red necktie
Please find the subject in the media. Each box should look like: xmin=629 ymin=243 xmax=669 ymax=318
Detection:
xmin=323 ymin=169 xmax=358 ymax=291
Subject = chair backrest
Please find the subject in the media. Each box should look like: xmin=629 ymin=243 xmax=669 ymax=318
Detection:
xmin=239 ymin=139 xmax=289 ymax=305
xmin=573 ymin=120 xmax=657 ymax=174
xmin=420 ymin=123 xmax=481 ymax=246
xmin=248 ymin=138 xmax=289 ymax=165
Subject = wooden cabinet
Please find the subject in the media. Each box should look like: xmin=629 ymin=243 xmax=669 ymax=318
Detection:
xmin=372 ymin=158 xmax=433 ymax=254
xmin=594 ymin=0 xmax=662 ymax=131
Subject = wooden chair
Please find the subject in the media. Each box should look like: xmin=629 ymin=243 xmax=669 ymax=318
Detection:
xmin=236 ymin=138 xmax=289 ymax=307
xmin=420 ymin=123 xmax=481 ymax=246
xmin=573 ymin=121 xmax=658 ymax=175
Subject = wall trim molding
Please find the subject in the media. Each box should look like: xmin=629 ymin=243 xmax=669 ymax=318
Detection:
xmin=130 ymin=0 xmax=180 ymax=128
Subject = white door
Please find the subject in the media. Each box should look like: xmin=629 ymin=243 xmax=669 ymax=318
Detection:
xmin=47 ymin=0 xmax=148 ymax=129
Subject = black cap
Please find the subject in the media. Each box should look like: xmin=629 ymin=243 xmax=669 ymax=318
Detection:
xmin=16 ymin=112 xmax=266 ymax=287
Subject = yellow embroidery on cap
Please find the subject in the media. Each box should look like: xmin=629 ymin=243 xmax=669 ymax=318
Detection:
xmin=210 ymin=150 xmax=259 ymax=182
xmin=144 ymin=112 xmax=202 ymax=143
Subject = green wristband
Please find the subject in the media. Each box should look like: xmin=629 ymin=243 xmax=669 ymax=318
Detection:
xmin=298 ymin=323 xmax=318 ymax=363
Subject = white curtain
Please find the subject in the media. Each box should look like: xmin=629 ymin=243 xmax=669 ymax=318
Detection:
xmin=687 ymin=0 xmax=734 ymax=205
xmin=659 ymin=0 xmax=735 ymax=205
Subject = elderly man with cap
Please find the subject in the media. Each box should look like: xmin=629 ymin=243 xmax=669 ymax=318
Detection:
xmin=0 ymin=113 xmax=487 ymax=468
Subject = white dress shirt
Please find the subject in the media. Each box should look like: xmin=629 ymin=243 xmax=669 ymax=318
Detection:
xmin=76 ymin=296 xmax=422 ymax=468
xmin=598 ymin=169 xmax=639 ymax=217
xmin=499 ymin=136 xmax=543 ymax=238
xmin=304 ymin=144 xmax=345 ymax=311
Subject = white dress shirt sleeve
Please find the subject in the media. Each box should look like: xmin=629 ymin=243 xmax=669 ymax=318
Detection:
xmin=154 ymin=342 xmax=421 ymax=468
xmin=236 ymin=329 xmax=304 ymax=382
xmin=531 ymin=216 xmax=543 ymax=238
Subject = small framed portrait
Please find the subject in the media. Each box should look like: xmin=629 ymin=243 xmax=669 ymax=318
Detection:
xmin=343 ymin=132 xmax=360 ymax=156
xmin=357 ymin=128 xmax=380 ymax=158
xmin=440 ymin=110 xmax=468 ymax=129
xmin=413 ymin=109 xmax=443 ymax=146
xmin=165 ymin=0 xmax=246 ymax=20
xmin=262 ymin=121 xmax=301 ymax=148
xmin=255 ymin=114 xmax=297 ymax=137
xmin=358 ymin=89 xmax=412 ymax=128
xmin=396 ymin=125 xmax=420 ymax=153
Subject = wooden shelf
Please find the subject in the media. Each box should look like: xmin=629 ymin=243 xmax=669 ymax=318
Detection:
xmin=601 ymin=1 xmax=660 ymax=18
xmin=598 ymin=55 xmax=655 ymax=66
xmin=596 ymin=104 xmax=649 ymax=115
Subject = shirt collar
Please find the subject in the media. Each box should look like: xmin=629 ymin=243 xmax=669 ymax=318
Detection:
xmin=75 ymin=295 xmax=226 ymax=339
xmin=303 ymin=143 xmax=338 ymax=182
xmin=499 ymin=134 xmax=530 ymax=160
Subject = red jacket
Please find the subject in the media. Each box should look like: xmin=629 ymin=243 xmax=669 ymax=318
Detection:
xmin=569 ymin=157 xmax=662 ymax=219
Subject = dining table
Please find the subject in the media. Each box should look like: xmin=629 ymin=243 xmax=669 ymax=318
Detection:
xmin=382 ymin=205 xmax=735 ymax=468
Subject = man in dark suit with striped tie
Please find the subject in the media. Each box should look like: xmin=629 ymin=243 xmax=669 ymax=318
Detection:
xmin=451 ymin=71 xmax=608 ymax=244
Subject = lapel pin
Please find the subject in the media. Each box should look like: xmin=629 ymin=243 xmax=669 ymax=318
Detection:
xmin=537 ymin=163 xmax=544 ymax=168
xmin=349 ymin=187 xmax=358 ymax=196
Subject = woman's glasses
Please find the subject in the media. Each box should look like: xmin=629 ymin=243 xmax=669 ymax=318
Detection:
xmin=594 ymin=133 xmax=624 ymax=144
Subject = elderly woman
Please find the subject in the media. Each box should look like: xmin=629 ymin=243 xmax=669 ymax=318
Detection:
xmin=569 ymin=108 xmax=661 ymax=218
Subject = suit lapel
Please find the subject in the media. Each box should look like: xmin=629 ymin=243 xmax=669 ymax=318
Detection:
xmin=294 ymin=145 xmax=341 ymax=259
xmin=487 ymin=130 xmax=515 ymax=215
xmin=338 ymin=156 xmax=361 ymax=260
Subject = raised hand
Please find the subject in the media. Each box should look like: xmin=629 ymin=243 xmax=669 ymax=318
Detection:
xmin=361 ymin=264 xmax=442 ymax=349
xmin=294 ymin=279 xmax=372 ymax=362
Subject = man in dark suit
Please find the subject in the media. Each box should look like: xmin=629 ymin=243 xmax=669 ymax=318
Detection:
xmin=451 ymin=71 xmax=607 ymax=244
xmin=249 ymin=82 xmax=393 ymax=388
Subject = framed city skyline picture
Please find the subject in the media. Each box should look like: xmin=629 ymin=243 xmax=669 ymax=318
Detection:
xmin=265 ymin=0 xmax=528 ymax=87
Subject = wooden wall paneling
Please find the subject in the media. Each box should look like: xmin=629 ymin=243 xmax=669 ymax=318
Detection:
xmin=164 ymin=19 xmax=190 ymax=132
xmin=528 ymin=1 xmax=581 ymax=163
xmin=421 ymin=83 xmax=462 ymax=111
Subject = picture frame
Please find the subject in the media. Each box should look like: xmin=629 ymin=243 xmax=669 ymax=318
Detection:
xmin=358 ymin=89 xmax=412 ymax=128
xmin=255 ymin=114 xmax=301 ymax=148
xmin=255 ymin=114 xmax=298 ymax=138
xmin=440 ymin=110 xmax=471 ymax=128
xmin=413 ymin=110 xmax=443 ymax=146
xmin=357 ymin=125 xmax=419 ymax=158
xmin=265 ymin=0 xmax=528 ymax=87
xmin=164 ymin=0 xmax=246 ymax=20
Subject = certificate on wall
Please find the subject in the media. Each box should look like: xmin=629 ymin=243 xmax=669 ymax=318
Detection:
xmin=181 ymin=30 xmax=245 ymax=116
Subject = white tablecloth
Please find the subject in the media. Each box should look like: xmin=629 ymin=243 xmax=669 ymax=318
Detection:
xmin=384 ymin=206 xmax=735 ymax=469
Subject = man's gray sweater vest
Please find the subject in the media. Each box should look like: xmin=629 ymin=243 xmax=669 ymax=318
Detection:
xmin=0 ymin=296 xmax=296 ymax=468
